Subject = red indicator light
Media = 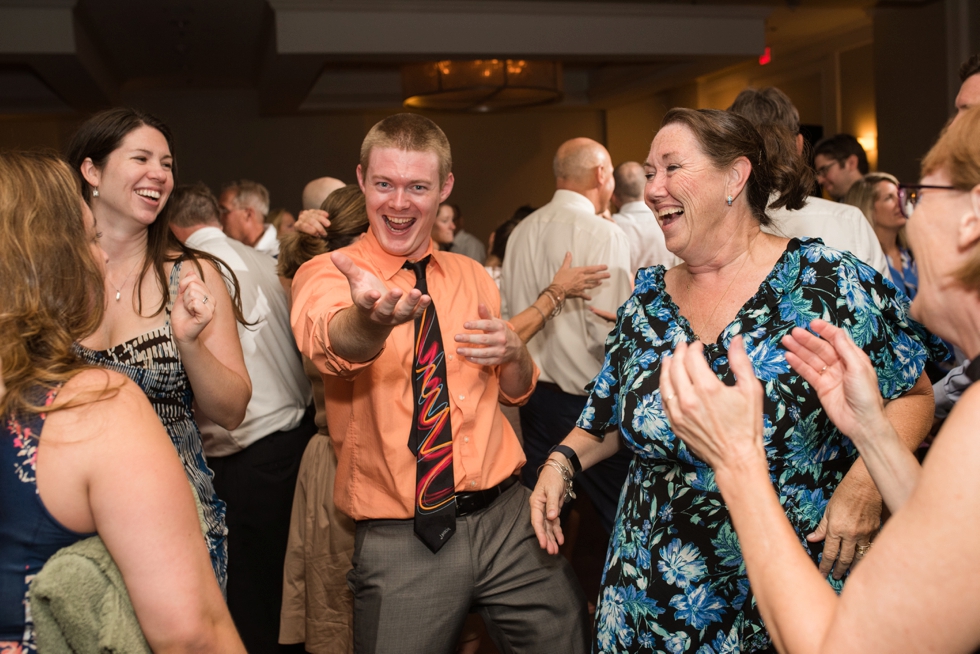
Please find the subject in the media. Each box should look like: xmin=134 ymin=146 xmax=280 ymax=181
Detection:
xmin=759 ymin=47 xmax=771 ymax=66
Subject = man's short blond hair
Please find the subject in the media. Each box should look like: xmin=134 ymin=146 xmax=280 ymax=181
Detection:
xmin=360 ymin=113 xmax=452 ymax=185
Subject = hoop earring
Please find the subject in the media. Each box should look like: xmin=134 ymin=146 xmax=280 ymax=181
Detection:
xmin=726 ymin=195 xmax=733 ymax=206
xmin=92 ymin=188 xmax=100 ymax=198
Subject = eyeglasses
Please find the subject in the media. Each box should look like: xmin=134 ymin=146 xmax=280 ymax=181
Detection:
xmin=897 ymin=184 xmax=960 ymax=218
xmin=814 ymin=161 xmax=839 ymax=178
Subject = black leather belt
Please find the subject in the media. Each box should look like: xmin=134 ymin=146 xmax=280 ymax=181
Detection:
xmin=455 ymin=476 xmax=519 ymax=517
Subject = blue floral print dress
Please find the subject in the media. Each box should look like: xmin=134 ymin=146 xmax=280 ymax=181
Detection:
xmin=578 ymin=238 xmax=947 ymax=653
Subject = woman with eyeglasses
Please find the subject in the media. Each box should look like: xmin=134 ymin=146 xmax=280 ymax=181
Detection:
xmin=842 ymin=172 xmax=918 ymax=297
xmin=660 ymin=105 xmax=980 ymax=653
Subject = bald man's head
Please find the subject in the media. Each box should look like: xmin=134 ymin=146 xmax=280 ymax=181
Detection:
xmin=553 ymin=138 xmax=615 ymax=213
xmin=613 ymin=161 xmax=646 ymax=205
xmin=302 ymin=176 xmax=346 ymax=210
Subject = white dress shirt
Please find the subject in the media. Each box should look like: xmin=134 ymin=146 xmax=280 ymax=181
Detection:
xmin=186 ymin=226 xmax=311 ymax=456
xmin=764 ymin=196 xmax=888 ymax=276
xmin=502 ymin=190 xmax=633 ymax=396
xmin=612 ymin=200 xmax=682 ymax=276
xmin=254 ymin=223 xmax=280 ymax=258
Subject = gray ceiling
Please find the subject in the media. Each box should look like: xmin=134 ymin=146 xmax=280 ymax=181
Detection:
xmin=0 ymin=0 xmax=886 ymax=116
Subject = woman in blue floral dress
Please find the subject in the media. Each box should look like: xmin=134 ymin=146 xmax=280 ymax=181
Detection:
xmin=529 ymin=109 xmax=943 ymax=653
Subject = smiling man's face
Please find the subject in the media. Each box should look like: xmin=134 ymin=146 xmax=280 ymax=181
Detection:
xmin=357 ymin=147 xmax=454 ymax=260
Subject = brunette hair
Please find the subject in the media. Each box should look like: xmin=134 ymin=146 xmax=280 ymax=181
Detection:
xmin=921 ymin=105 xmax=980 ymax=289
xmin=278 ymin=184 xmax=369 ymax=280
xmin=360 ymin=113 xmax=452 ymax=185
xmin=812 ymin=133 xmax=870 ymax=175
xmin=66 ymin=108 xmax=245 ymax=322
xmin=168 ymin=182 xmax=222 ymax=228
xmin=660 ymin=108 xmax=811 ymax=225
xmin=729 ymin=86 xmax=801 ymax=135
xmin=728 ymin=88 xmax=817 ymax=202
xmin=490 ymin=205 xmax=536 ymax=263
xmin=0 ymin=151 xmax=109 ymax=416
xmin=960 ymin=54 xmax=980 ymax=82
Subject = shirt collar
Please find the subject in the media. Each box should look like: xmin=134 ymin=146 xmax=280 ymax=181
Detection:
xmin=361 ymin=226 xmax=439 ymax=282
xmin=184 ymin=225 xmax=226 ymax=249
xmin=618 ymin=200 xmax=653 ymax=215
xmin=551 ymin=189 xmax=599 ymax=214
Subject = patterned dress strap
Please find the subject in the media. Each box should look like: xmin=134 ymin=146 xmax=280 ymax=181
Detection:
xmin=166 ymin=260 xmax=183 ymax=315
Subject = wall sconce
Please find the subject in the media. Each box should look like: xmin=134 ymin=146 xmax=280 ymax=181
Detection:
xmin=402 ymin=59 xmax=563 ymax=112
xmin=857 ymin=134 xmax=876 ymax=154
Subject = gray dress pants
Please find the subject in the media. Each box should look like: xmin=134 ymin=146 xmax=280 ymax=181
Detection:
xmin=347 ymin=482 xmax=590 ymax=654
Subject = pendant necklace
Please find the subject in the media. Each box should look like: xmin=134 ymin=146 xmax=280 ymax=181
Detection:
xmin=108 ymin=255 xmax=143 ymax=302
xmin=686 ymin=234 xmax=757 ymax=342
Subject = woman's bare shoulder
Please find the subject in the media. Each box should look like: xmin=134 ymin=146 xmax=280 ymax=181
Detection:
xmin=46 ymin=369 xmax=159 ymax=442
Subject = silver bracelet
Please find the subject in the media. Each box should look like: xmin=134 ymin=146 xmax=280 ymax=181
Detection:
xmin=538 ymin=458 xmax=577 ymax=503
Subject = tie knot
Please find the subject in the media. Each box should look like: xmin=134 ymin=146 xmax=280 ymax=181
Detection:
xmin=403 ymin=255 xmax=431 ymax=281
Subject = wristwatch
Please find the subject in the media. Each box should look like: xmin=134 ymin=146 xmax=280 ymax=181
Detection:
xmin=548 ymin=444 xmax=582 ymax=475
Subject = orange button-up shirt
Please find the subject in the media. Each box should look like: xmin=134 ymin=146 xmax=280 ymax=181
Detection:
xmin=291 ymin=229 xmax=537 ymax=521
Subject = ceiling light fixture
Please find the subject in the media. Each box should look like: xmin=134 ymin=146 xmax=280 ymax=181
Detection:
xmin=402 ymin=59 xmax=562 ymax=112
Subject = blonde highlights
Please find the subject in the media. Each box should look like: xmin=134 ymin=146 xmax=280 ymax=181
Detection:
xmin=0 ymin=151 xmax=107 ymax=416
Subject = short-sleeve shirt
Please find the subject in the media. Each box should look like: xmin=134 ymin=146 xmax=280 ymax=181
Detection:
xmin=578 ymin=238 xmax=947 ymax=653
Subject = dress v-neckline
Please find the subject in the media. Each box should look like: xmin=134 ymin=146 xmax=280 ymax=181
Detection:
xmin=657 ymin=238 xmax=798 ymax=346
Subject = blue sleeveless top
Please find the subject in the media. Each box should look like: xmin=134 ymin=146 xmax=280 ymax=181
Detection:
xmin=0 ymin=386 xmax=95 ymax=647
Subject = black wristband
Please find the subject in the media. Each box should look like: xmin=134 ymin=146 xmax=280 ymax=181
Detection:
xmin=549 ymin=444 xmax=582 ymax=475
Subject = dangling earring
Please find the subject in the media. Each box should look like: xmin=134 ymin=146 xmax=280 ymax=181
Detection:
xmin=726 ymin=195 xmax=733 ymax=206
xmin=92 ymin=188 xmax=100 ymax=198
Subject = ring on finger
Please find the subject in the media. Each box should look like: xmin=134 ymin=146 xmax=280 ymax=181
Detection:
xmin=855 ymin=542 xmax=872 ymax=557
xmin=202 ymin=296 xmax=209 ymax=304
xmin=819 ymin=365 xmax=827 ymax=375
xmin=664 ymin=393 xmax=676 ymax=402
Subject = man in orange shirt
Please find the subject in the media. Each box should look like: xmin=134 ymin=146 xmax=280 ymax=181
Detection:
xmin=291 ymin=114 xmax=588 ymax=653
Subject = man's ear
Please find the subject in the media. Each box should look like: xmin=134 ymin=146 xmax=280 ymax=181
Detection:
xmin=356 ymin=164 xmax=366 ymax=193
xmin=845 ymin=154 xmax=860 ymax=172
xmin=439 ymin=172 xmax=455 ymax=203
xmin=80 ymin=157 xmax=101 ymax=189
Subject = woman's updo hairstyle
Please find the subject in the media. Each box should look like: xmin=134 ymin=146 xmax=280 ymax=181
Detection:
xmin=660 ymin=108 xmax=810 ymax=227
xmin=277 ymin=185 xmax=369 ymax=280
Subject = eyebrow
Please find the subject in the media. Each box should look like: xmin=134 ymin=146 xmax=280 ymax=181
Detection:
xmin=131 ymin=148 xmax=173 ymax=159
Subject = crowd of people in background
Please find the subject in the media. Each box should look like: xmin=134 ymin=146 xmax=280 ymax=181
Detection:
xmin=2 ymin=51 xmax=980 ymax=654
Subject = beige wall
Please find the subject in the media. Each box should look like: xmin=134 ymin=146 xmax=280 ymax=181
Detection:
xmin=0 ymin=90 xmax=605 ymax=246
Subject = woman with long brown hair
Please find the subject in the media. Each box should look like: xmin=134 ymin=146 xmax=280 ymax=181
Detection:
xmin=66 ymin=108 xmax=251 ymax=590
xmin=0 ymin=151 xmax=244 ymax=652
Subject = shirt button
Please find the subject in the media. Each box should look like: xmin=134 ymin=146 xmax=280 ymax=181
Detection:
xmin=448 ymin=354 xmax=453 ymax=360
xmin=470 ymin=481 xmax=476 ymax=487
xmin=464 ymin=437 xmax=470 ymax=443
xmin=459 ymin=394 xmax=465 ymax=401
